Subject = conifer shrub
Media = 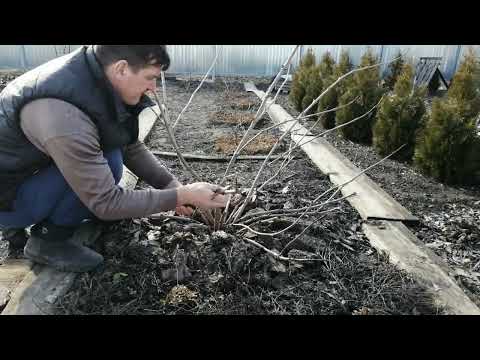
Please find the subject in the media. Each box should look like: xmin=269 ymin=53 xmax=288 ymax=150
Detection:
xmin=414 ymin=98 xmax=480 ymax=184
xmin=447 ymin=47 xmax=480 ymax=120
xmin=300 ymin=65 xmax=323 ymax=116
xmin=289 ymin=48 xmax=316 ymax=112
xmin=335 ymin=49 xmax=384 ymax=143
xmin=315 ymin=51 xmax=338 ymax=129
xmin=383 ymin=50 xmax=405 ymax=91
xmin=373 ymin=63 xmax=427 ymax=161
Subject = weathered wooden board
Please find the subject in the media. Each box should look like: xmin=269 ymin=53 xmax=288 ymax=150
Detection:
xmin=363 ymin=220 xmax=480 ymax=315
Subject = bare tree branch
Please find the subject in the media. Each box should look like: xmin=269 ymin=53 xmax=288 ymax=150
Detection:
xmin=267 ymin=96 xmax=383 ymax=171
xmin=150 ymin=87 xmax=201 ymax=181
xmin=232 ymin=142 xmax=405 ymax=236
xmin=221 ymin=46 xmax=301 ymax=184
xmin=267 ymin=63 xmax=292 ymax=110
xmin=232 ymin=206 xmax=341 ymax=236
xmin=238 ymin=194 xmax=354 ymax=225
xmin=227 ymin=93 xmax=359 ymax=168
xmin=152 ymin=151 xmax=292 ymax=162
xmin=227 ymin=55 xmax=399 ymax=224
xmin=146 ymin=49 xmax=404 ymax=233
xmin=240 ymin=206 xmax=343 ymax=228
xmin=298 ymin=54 xmax=402 ymax=118
xmin=218 ymin=190 xmax=234 ymax=229
xmin=280 ymin=213 xmax=328 ymax=255
xmin=297 ymin=96 xmax=360 ymax=122
xmin=172 ymin=47 xmax=220 ymax=129
xmin=253 ymin=98 xmax=362 ymax=191
xmin=257 ymin=150 xmax=295 ymax=191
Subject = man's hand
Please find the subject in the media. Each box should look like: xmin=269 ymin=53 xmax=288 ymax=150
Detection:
xmin=175 ymin=205 xmax=194 ymax=217
xmin=177 ymin=182 xmax=229 ymax=209
xmin=164 ymin=179 xmax=193 ymax=216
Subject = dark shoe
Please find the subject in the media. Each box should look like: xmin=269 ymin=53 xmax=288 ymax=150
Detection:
xmin=1 ymin=228 xmax=28 ymax=250
xmin=23 ymin=222 xmax=103 ymax=273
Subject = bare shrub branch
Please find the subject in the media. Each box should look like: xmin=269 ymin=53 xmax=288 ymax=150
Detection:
xmin=172 ymin=48 xmax=220 ymax=128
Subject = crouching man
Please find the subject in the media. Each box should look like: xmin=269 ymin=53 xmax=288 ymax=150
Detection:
xmin=0 ymin=45 xmax=227 ymax=272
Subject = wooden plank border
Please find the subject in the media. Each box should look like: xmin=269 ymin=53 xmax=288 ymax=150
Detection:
xmin=363 ymin=220 xmax=480 ymax=314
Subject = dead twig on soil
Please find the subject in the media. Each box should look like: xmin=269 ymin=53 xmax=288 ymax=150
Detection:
xmin=149 ymin=213 xmax=202 ymax=224
xmin=152 ymin=151 xmax=294 ymax=162
xmin=241 ymin=236 xmax=324 ymax=263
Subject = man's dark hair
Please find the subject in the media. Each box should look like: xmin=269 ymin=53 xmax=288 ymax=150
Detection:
xmin=94 ymin=45 xmax=170 ymax=72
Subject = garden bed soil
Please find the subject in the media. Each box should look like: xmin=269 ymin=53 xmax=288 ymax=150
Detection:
xmin=2 ymin=73 xmax=475 ymax=314
xmin=59 ymin=77 xmax=443 ymax=314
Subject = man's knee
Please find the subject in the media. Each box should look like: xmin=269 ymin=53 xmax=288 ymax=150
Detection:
xmin=104 ymin=148 xmax=123 ymax=184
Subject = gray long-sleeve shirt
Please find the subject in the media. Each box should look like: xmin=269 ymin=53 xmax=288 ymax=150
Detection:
xmin=19 ymin=98 xmax=178 ymax=220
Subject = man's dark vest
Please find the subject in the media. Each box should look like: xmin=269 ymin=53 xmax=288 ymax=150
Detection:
xmin=0 ymin=45 xmax=154 ymax=211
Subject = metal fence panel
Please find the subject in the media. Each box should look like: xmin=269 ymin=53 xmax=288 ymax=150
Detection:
xmin=0 ymin=45 xmax=472 ymax=80
xmin=23 ymin=45 xmax=81 ymax=68
xmin=167 ymin=45 xmax=216 ymax=75
xmin=0 ymin=46 xmax=23 ymax=69
xmin=209 ymin=45 xmax=298 ymax=76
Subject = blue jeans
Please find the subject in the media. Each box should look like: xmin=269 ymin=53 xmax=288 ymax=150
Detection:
xmin=0 ymin=149 xmax=123 ymax=230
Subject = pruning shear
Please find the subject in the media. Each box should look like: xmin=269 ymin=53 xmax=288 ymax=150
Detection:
xmin=211 ymin=185 xmax=237 ymax=200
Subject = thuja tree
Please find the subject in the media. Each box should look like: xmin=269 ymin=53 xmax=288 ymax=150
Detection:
xmin=316 ymin=52 xmax=339 ymax=129
xmin=373 ymin=63 xmax=427 ymax=161
xmin=383 ymin=50 xmax=405 ymax=91
xmin=318 ymin=51 xmax=335 ymax=78
xmin=413 ymin=48 xmax=480 ymax=184
xmin=335 ymin=48 xmax=384 ymax=143
xmin=414 ymin=97 xmax=480 ymax=185
xmin=447 ymin=47 xmax=480 ymax=121
xmin=301 ymin=65 xmax=323 ymax=116
xmin=333 ymin=50 xmax=354 ymax=95
xmin=289 ymin=48 xmax=316 ymax=112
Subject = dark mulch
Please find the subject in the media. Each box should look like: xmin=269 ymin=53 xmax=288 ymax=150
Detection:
xmin=0 ymin=73 xmax=443 ymax=314
xmin=58 ymin=78 xmax=440 ymax=314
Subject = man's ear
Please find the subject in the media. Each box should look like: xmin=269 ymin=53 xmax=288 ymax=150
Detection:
xmin=112 ymin=60 xmax=129 ymax=78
